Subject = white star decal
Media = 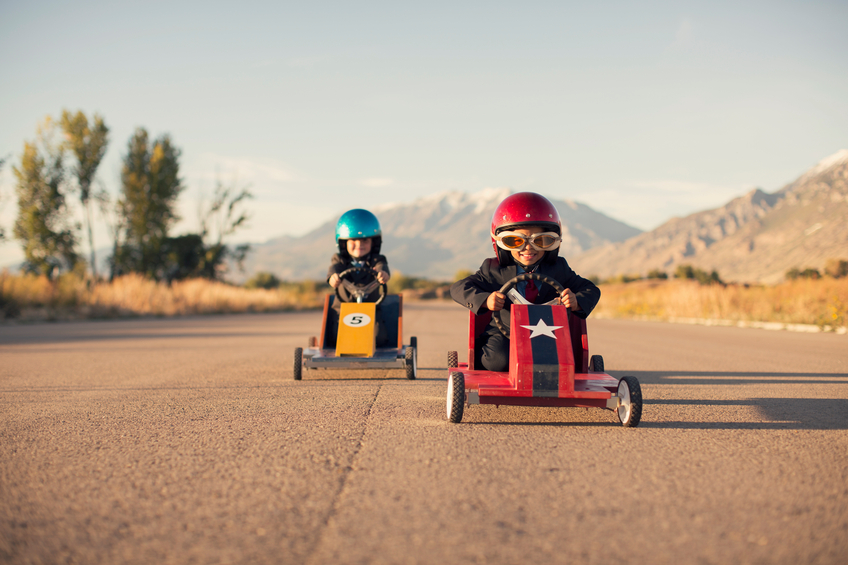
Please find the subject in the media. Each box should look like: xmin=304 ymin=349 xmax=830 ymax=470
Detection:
xmin=520 ymin=319 xmax=564 ymax=339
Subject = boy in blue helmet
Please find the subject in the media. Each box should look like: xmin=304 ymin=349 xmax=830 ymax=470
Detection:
xmin=326 ymin=209 xmax=392 ymax=346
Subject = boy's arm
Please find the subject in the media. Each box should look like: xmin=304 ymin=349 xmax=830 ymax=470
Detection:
xmin=327 ymin=254 xmax=345 ymax=282
xmin=450 ymin=259 xmax=501 ymax=314
xmin=558 ymin=260 xmax=600 ymax=318
xmin=374 ymin=254 xmax=390 ymax=283
xmin=373 ymin=254 xmax=390 ymax=276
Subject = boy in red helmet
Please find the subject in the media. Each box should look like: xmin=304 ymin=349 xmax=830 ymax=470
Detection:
xmin=451 ymin=192 xmax=600 ymax=372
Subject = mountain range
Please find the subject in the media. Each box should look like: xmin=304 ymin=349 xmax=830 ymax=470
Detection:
xmin=242 ymin=149 xmax=848 ymax=284
xmin=239 ymin=187 xmax=642 ymax=282
xmin=571 ymin=149 xmax=848 ymax=283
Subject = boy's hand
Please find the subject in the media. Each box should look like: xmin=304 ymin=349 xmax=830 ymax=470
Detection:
xmin=329 ymin=273 xmax=341 ymax=289
xmin=376 ymin=270 xmax=390 ymax=284
xmin=560 ymin=288 xmax=579 ymax=311
xmin=487 ymin=291 xmax=506 ymax=311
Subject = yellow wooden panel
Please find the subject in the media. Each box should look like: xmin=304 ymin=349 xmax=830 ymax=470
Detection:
xmin=336 ymin=302 xmax=376 ymax=357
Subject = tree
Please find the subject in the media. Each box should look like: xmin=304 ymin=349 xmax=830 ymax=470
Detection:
xmin=61 ymin=110 xmax=109 ymax=279
xmin=96 ymin=184 xmax=126 ymax=282
xmin=160 ymin=233 xmax=206 ymax=281
xmin=195 ymin=179 xmax=252 ymax=279
xmin=0 ymin=154 xmax=9 ymax=241
xmin=151 ymin=179 xmax=253 ymax=283
xmin=13 ymin=118 xmax=79 ymax=277
xmin=113 ymin=128 xmax=183 ymax=279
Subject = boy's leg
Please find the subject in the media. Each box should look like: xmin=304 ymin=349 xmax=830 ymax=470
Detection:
xmin=325 ymin=307 xmax=339 ymax=347
xmin=374 ymin=308 xmax=388 ymax=347
xmin=476 ymin=326 xmax=509 ymax=372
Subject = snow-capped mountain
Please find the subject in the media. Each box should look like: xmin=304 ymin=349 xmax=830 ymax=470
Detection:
xmin=241 ymin=189 xmax=642 ymax=282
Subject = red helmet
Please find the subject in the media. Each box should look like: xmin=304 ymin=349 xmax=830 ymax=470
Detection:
xmin=490 ymin=192 xmax=562 ymax=263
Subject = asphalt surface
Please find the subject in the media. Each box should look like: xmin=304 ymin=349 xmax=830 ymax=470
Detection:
xmin=1 ymin=302 xmax=847 ymax=565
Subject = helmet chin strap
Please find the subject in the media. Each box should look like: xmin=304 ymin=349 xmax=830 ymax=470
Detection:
xmin=518 ymin=260 xmax=540 ymax=272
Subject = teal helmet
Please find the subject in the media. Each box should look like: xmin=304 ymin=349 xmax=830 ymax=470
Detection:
xmin=335 ymin=209 xmax=382 ymax=256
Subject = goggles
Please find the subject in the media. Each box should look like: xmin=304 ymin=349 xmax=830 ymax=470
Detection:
xmin=493 ymin=231 xmax=561 ymax=252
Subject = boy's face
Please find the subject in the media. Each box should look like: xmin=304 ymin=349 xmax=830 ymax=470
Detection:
xmin=509 ymin=226 xmax=545 ymax=266
xmin=346 ymin=237 xmax=372 ymax=258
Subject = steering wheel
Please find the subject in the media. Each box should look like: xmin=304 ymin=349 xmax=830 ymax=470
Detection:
xmin=491 ymin=272 xmax=565 ymax=338
xmin=335 ymin=267 xmax=387 ymax=305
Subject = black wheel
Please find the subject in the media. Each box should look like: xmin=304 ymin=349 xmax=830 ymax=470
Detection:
xmin=447 ymin=372 xmax=465 ymax=423
xmin=409 ymin=336 xmax=417 ymax=350
xmin=589 ymin=355 xmax=604 ymax=372
xmin=616 ymin=376 xmax=642 ymax=427
xmin=447 ymin=351 xmax=458 ymax=368
xmin=405 ymin=346 xmax=417 ymax=380
xmin=293 ymin=347 xmax=303 ymax=381
xmin=492 ymin=272 xmax=566 ymax=338
xmin=335 ymin=267 xmax=387 ymax=305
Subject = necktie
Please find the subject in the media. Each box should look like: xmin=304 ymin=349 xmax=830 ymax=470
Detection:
xmin=525 ymin=280 xmax=538 ymax=303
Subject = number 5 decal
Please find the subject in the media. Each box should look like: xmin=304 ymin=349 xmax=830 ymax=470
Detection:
xmin=343 ymin=313 xmax=372 ymax=327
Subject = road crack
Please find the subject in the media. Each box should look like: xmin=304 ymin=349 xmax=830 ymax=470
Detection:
xmin=305 ymin=382 xmax=382 ymax=564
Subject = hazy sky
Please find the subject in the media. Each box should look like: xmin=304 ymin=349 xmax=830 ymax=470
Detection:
xmin=1 ymin=0 xmax=847 ymax=267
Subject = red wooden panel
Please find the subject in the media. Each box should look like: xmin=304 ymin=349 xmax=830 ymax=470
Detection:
xmin=467 ymin=310 xmax=492 ymax=370
xmin=551 ymin=305 xmax=575 ymax=394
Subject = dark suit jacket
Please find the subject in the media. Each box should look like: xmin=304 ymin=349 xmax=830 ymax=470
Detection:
xmin=450 ymin=257 xmax=601 ymax=330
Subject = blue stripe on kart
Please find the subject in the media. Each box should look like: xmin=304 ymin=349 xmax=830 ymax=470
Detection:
xmin=528 ymin=306 xmax=560 ymax=397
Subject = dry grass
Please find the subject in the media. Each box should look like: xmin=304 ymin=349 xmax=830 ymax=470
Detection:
xmin=3 ymin=271 xmax=846 ymax=331
xmin=0 ymin=272 xmax=324 ymax=322
xmin=594 ymin=278 xmax=848 ymax=330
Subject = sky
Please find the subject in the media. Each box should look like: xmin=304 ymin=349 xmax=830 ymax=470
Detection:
xmin=1 ymin=0 xmax=847 ymax=268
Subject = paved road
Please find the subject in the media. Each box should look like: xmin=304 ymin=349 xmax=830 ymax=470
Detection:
xmin=1 ymin=302 xmax=846 ymax=564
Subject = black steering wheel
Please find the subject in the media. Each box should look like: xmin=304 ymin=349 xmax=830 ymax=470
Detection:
xmin=491 ymin=272 xmax=565 ymax=338
xmin=335 ymin=267 xmax=387 ymax=305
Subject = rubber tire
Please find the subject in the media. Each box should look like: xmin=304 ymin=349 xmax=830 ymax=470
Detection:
xmin=589 ymin=355 xmax=604 ymax=372
xmin=447 ymin=372 xmax=465 ymax=423
xmin=447 ymin=351 xmax=458 ymax=368
xmin=616 ymin=376 xmax=642 ymax=427
xmin=410 ymin=336 xmax=418 ymax=350
xmin=294 ymin=347 xmax=303 ymax=381
xmin=405 ymin=346 xmax=417 ymax=380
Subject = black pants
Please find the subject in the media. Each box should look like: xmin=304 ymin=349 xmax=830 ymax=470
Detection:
xmin=475 ymin=325 xmax=510 ymax=372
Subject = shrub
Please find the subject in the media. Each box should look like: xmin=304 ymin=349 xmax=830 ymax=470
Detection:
xmin=245 ymin=271 xmax=281 ymax=289
xmin=675 ymin=264 xmax=722 ymax=285
xmin=601 ymin=273 xmax=642 ymax=284
xmin=388 ymin=273 xmax=443 ymax=294
xmin=787 ymin=267 xmax=823 ymax=280
xmin=824 ymin=259 xmax=848 ymax=279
